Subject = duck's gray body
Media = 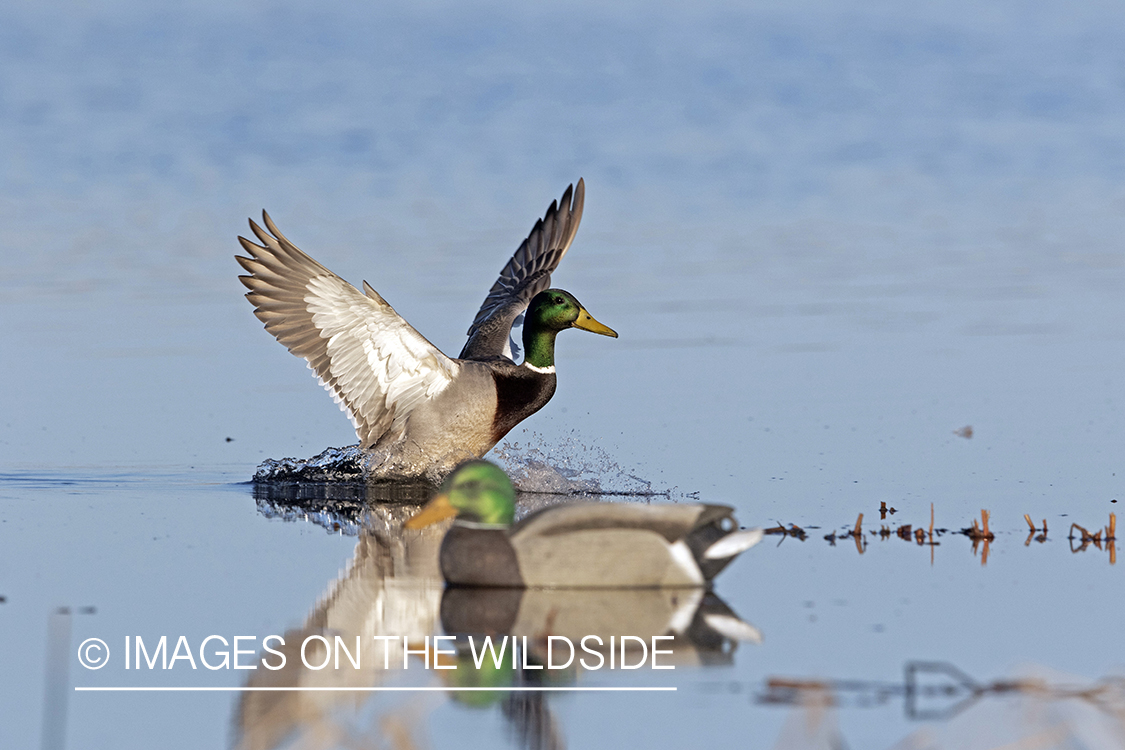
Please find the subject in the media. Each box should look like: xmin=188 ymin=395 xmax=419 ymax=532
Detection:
xmin=377 ymin=362 xmax=556 ymax=470
xmin=438 ymin=502 xmax=763 ymax=588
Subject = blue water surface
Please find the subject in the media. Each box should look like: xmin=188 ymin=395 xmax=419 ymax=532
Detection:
xmin=2 ymin=2 xmax=1123 ymax=748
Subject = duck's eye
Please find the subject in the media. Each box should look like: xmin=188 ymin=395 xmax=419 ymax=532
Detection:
xmin=553 ymin=297 xmax=564 ymax=305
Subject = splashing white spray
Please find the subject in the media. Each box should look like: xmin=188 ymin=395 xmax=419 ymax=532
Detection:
xmin=490 ymin=430 xmax=663 ymax=497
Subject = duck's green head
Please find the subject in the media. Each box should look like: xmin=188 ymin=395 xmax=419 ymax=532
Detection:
xmin=527 ymin=289 xmax=617 ymax=336
xmin=404 ymin=460 xmax=516 ymax=529
xmin=522 ymin=289 xmax=617 ymax=369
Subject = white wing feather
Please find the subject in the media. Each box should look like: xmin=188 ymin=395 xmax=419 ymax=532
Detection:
xmin=237 ymin=213 xmax=460 ymax=448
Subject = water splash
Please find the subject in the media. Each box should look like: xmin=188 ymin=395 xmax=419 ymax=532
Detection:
xmin=253 ymin=444 xmax=479 ymax=484
xmin=253 ymin=445 xmax=369 ymax=482
xmin=251 ymin=432 xmax=680 ymax=508
xmin=491 ymin=431 xmax=667 ymax=497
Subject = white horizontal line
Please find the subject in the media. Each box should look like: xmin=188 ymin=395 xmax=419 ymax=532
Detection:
xmin=75 ymin=686 xmax=676 ymax=692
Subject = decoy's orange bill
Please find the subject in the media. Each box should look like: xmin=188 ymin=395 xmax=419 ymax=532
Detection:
xmin=404 ymin=493 xmax=458 ymax=529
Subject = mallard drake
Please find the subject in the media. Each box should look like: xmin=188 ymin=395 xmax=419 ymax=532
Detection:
xmin=405 ymin=461 xmax=764 ymax=588
xmin=236 ymin=181 xmax=616 ymax=475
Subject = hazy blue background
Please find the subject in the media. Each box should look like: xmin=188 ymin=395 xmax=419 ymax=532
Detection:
xmin=1 ymin=1 xmax=1123 ymax=748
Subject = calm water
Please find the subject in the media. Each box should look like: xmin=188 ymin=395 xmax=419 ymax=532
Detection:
xmin=2 ymin=2 xmax=1124 ymax=748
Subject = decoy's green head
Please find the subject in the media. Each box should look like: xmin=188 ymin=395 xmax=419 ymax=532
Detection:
xmin=404 ymin=460 xmax=516 ymax=529
xmin=526 ymin=289 xmax=617 ymax=338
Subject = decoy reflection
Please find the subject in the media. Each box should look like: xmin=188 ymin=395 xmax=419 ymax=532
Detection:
xmin=238 ymin=479 xmax=763 ymax=750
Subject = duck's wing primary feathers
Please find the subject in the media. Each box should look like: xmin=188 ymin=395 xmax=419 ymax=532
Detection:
xmin=236 ymin=213 xmax=460 ymax=448
xmin=459 ymin=180 xmax=585 ymax=360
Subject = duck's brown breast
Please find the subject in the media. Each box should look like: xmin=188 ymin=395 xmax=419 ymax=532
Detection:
xmin=489 ymin=366 xmax=557 ymax=444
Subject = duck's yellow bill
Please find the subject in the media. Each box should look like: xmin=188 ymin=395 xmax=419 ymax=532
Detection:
xmin=404 ymin=493 xmax=458 ymax=529
xmin=573 ymin=308 xmax=618 ymax=338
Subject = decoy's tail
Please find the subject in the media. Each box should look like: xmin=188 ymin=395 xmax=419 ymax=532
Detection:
xmin=703 ymin=528 xmax=765 ymax=560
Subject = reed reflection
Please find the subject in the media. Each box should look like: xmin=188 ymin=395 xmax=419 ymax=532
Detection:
xmin=756 ymin=661 xmax=1125 ymax=749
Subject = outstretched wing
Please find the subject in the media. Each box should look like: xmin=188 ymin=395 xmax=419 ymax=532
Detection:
xmin=236 ymin=213 xmax=460 ymax=448
xmin=459 ymin=179 xmax=585 ymax=359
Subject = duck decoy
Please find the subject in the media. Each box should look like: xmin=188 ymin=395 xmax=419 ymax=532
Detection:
xmin=405 ymin=461 xmax=764 ymax=588
xmin=236 ymin=181 xmax=616 ymax=475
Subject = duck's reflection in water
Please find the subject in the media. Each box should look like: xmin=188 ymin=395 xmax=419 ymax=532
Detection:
xmin=234 ymin=497 xmax=445 ymax=750
xmin=237 ymin=483 xmax=762 ymax=750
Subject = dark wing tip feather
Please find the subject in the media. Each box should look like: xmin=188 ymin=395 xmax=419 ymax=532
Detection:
xmin=261 ymin=210 xmax=297 ymax=248
xmin=237 ymin=235 xmax=263 ymax=255
xmin=248 ymin=218 xmax=275 ymax=248
xmin=459 ymin=180 xmax=589 ymax=358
